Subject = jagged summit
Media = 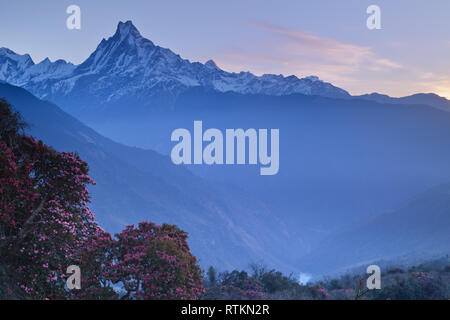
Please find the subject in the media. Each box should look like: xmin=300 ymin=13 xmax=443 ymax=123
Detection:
xmin=305 ymin=76 xmax=320 ymax=82
xmin=39 ymin=57 xmax=51 ymax=65
xmin=115 ymin=20 xmax=143 ymax=41
xmin=0 ymin=47 xmax=34 ymax=66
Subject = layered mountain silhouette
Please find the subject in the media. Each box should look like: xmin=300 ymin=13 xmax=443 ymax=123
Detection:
xmin=355 ymin=92 xmax=450 ymax=113
xmin=0 ymin=82 xmax=304 ymax=272
xmin=299 ymin=182 xmax=450 ymax=275
xmin=2 ymin=21 xmax=449 ymax=121
xmin=0 ymin=20 xmax=349 ymax=119
xmin=1 ymin=21 xmax=450 ymax=276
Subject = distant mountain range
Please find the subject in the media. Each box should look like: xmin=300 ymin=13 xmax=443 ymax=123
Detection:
xmin=0 ymin=48 xmax=75 ymax=86
xmin=355 ymin=92 xmax=450 ymax=113
xmin=2 ymin=21 xmax=450 ymax=120
xmin=1 ymin=21 xmax=450 ymax=276
xmin=0 ymin=21 xmax=349 ymax=117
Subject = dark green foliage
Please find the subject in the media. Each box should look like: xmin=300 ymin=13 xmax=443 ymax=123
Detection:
xmin=0 ymin=98 xmax=25 ymax=146
xmin=204 ymin=258 xmax=450 ymax=300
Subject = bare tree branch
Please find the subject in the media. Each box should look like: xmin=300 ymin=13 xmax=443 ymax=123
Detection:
xmin=17 ymin=196 xmax=47 ymax=241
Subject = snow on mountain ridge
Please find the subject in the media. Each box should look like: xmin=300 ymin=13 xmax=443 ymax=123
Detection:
xmin=0 ymin=47 xmax=75 ymax=88
xmin=0 ymin=21 xmax=350 ymax=105
xmin=205 ymin=59 xmax=220 ymax=70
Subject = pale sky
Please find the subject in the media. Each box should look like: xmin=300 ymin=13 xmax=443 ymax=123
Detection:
xmin=1 ymin=0 xmax=450 ymax=97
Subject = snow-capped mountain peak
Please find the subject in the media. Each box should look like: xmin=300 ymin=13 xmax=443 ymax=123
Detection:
xmin=0 ymin=48 xmax=35 ymax=84
xmin=75 ymin=21 xmax=160 ymax=75
xmin=116 ymin=20 xmax=143 ymax=41
xmin=0 ymin=47 xmax=34 ymax=66
xmin=0 ymin=20 xmax=350 ymax=111
xmin=0 ymin=48 xmax=74 ymax=87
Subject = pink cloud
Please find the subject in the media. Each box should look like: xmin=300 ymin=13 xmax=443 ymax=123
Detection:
xmin=211 ymin=22 xmax=450 ymax=98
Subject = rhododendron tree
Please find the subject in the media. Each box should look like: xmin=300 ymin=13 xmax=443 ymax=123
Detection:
xmin=0 ymin=137 xmax=101 ymax=298
xmin=109 ymin=222 xmax=204 ymax=300
xmin=213 ymin=270 xmax=266 ymax=300
xmin=69 ymin=228 xmax=118 ymax=300
xmin=1 ymin=99 xmax=205 ymax=300
xmin=0 ymin=99 xmax=99 ymax=299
